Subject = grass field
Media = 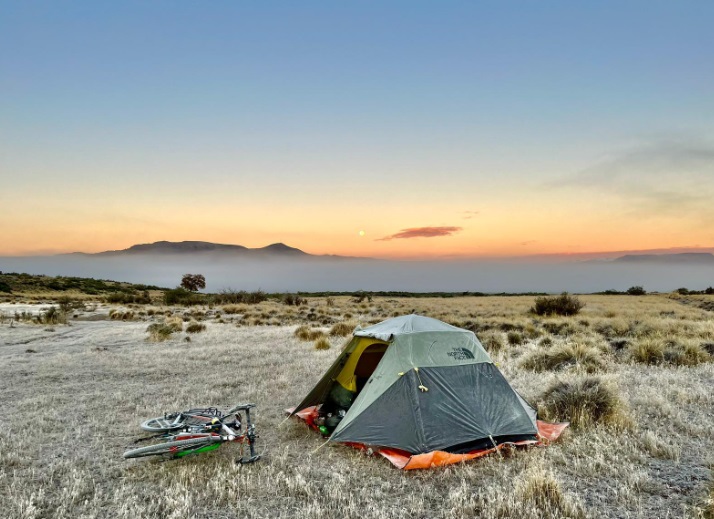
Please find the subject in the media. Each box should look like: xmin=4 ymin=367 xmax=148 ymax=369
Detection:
xmin=1 ymin=295 xmax=712 ymax=518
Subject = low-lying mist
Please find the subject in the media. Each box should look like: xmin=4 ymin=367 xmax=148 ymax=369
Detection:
xmin=2 ymin=254 xmax=712 ymax=293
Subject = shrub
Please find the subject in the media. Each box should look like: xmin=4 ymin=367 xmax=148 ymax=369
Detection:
xmin=282 ymin=293 xmax=305 ymax=306
xmin=164 ymin=288 xmax=204 ymax=306
xmin=531 ymin=293 xmax=584 ymax=316
xmin=507 ymin=331 xmax=524 ymax=345
xmin=675 ymin=287 xmax=690 ymax=295
xmin=329 ymin=321 xmax=356 ymax=337
xmin=314 ymin=337 xmax=331 ymax=350
xmin=537 ymin=377 xmax=625 ymax=430
xmin=627 ymin=286 xmax=646 ymax=296
xmin=186 ymin=321 xmax=206 ymax=334
xmin=521 ymin=343 xmax=605 ymax=373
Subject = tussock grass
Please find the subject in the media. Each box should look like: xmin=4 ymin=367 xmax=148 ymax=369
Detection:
xmin=507 ymin=331 xmax=524 ymax=345
xmin=521 ymin=343 xmax=605 ymax=373
xmin=480 ymin=332 xmax=504 ymax=353
xmin=537 ymin=376 xmax=627 ymax=430
xmin=146 ymin=323 xmax=174 ymax=342
xmin=314 ymin=336 xmax=331 ymax=350
xmin=329 ymin=321 xmax=356 ymax=337
xmin=630 ymin=338 xmax=711 ymax=366
xmin=165 ymin=316 xmax=184 ymax=333
xmin=294 ymin=325 xmax=325 ymax=342
xmin=185 ymin=321 xmax=206 ymax=334
xmin=630 ymin=338 xmax=665 ymax=365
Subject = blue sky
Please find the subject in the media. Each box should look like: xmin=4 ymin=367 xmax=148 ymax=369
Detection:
xmin=1 ymin=1 xmax=713 ymax=256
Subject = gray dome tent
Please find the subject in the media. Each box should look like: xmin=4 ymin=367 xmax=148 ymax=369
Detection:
xmin=292 ymin=314 xmax=539 ymax=455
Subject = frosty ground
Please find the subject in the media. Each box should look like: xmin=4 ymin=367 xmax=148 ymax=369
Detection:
xmin=0 ymin=296 xmax=712 ymax=518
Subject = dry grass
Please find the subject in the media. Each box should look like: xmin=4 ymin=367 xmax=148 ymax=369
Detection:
xmin=521 ymin=342 xmax=606 ymax=373
xmin=0 ymin=294 xmax=713 ymax=518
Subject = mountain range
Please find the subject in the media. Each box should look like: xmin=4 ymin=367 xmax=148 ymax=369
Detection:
xmin=79 ymin=240 xmax=308 ymax=257
xmin=64 ymin=241 xmax=714 ymax=264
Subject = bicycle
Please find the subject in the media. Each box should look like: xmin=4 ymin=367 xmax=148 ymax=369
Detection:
xmin=123 ymin=403 xmax=260 ymax=463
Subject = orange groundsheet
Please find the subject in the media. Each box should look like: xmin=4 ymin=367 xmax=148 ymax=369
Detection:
xmin=290 ymin=406 xmax=569 ymax=470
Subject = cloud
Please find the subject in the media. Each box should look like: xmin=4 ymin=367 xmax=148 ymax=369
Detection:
xmin=377 ymin=226 xmax=463 ymax=241
xmin=461 ymin=210 xmax=480 ymax=220
xmin=555 ymin=138 xmax=714 ymax=224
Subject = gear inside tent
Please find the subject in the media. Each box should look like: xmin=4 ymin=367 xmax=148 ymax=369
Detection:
xmin=289 ymin=314 xmax=568 ymax=469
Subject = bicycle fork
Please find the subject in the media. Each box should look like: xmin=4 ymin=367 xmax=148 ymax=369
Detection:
xmin=238 ymin=406 xmax=260 ymax=464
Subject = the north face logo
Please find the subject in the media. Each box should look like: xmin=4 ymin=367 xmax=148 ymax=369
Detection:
xmin=447 ymin=348 xmax=475 ymax=360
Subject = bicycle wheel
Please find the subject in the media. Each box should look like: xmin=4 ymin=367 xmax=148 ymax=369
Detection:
xmin=140 ymin=414 xmax=187 ymax=432
xmin=123 ymin=437 xmax=221 ymax=459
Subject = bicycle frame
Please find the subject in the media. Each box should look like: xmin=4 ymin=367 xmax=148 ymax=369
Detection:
xmin=152 ymin=403 xmax=259 ymax=463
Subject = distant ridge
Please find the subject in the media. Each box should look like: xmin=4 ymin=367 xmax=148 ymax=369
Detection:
xmin=612 ymin=253 xmax=714 ymax=264
xmin=69 ymin=240 xmax=309 ymax=257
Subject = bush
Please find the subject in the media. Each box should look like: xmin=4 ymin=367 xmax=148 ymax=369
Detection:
xmin=329 ymin=321 xmax=356 ymax=337
xmin=185 ymin=321 xmax=206 ymax=333
xmin=314 ymin=337 xmax=331 ymax=350
xmin=164 ymin=288 xmax=205 ymax=306
xmin=282 ymin=293 xmax=305 ymax=306
xmin=521 ymin=343 xmax=605 ymax=373
xmin=211 ymin=290 xmax=267 ymax=305
xmin=537 ymin=377 xmax=626 ymax=430
xmin=531 ymin=293 xmax=584 ymax=316
xmin=627 ymin=286 xmax=646 ymax=296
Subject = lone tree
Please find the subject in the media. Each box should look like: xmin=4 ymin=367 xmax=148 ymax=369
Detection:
xmin=180 ymin=274 xmax=206 ymax=292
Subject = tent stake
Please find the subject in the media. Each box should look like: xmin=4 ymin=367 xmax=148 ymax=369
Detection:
xmin=489 ymin=435 xmax=503 ymax=458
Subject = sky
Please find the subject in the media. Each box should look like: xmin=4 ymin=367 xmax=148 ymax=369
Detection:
xmin=1 ymin=1 xmax=713 ymax=259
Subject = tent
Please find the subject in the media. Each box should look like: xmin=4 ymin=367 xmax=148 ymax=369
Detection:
xmin=290 ymin=314 xmax=567 ymax=469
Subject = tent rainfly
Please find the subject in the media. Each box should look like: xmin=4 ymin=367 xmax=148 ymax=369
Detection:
xmin=289 ymin=314 xmax=567 ymax=469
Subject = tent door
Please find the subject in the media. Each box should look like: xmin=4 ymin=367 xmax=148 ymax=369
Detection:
xmin=354 ymin=344 xmax=387 ymax=394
